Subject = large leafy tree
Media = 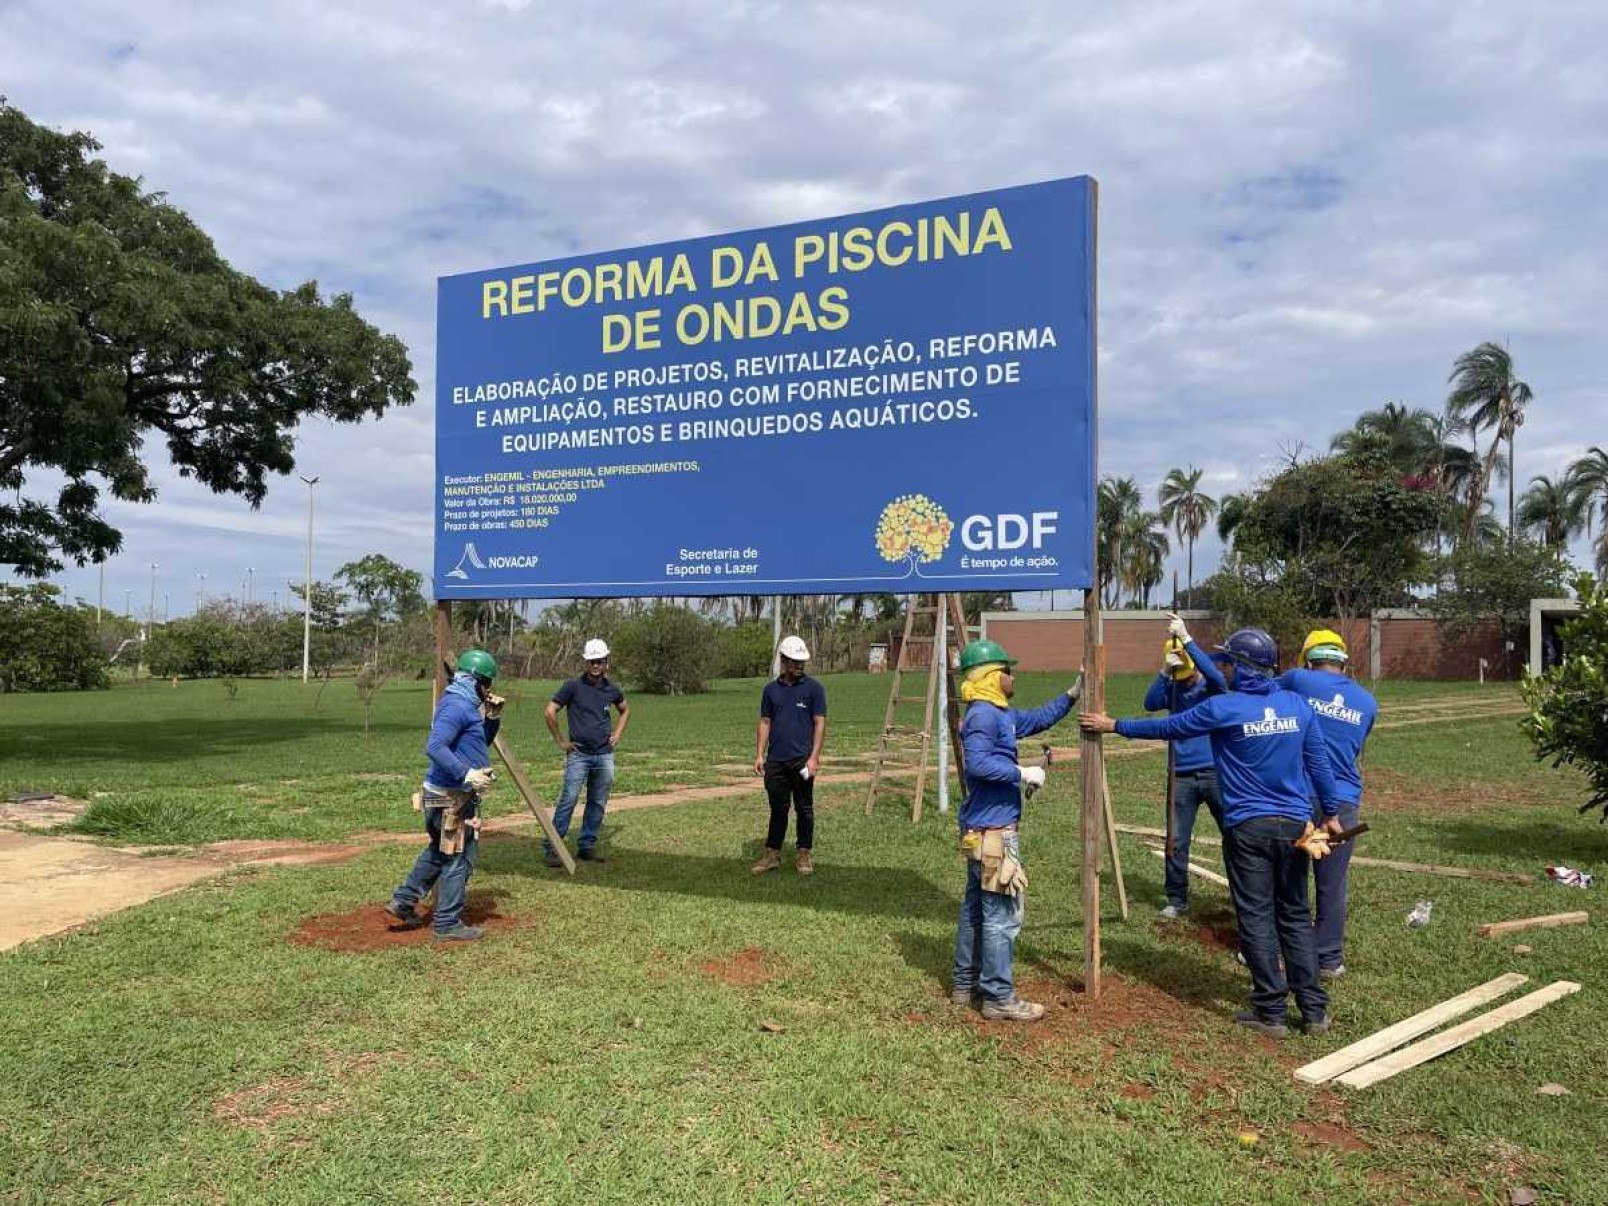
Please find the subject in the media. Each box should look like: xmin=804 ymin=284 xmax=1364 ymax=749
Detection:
xmin=1157 ymin=465 xmax=1216 ymax=602
xmin=0 ymin=99 xmax=414 ymax=576
xmin=1522 ymin=573 xmax=1608 ymax=821
xmin=335 ymin=554 xmax=424 ymax=662
xmin=1446 ymin=342 xmax=1533 ymax=547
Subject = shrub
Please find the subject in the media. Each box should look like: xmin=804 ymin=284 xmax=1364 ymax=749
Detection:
xmin=0 ymin=585 xmax=109 ymax=691
xmin=719 ymin=620 xmax=775 ymax=679
xmin=612 ymin=604 xmax=721 ymax=694
xmin=1521 ymin=573 xmax=1608 ymax=820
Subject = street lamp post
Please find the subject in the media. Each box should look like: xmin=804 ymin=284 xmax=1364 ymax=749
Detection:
xmin=196 ymin=573 xmax=206 ymax=612
xmin=300 ymin=475 xmax=319 ymax=682
xmin=246 ymin=567 xmax=255 ymax=608
xmin=123 ymin=589 xmax=132 ymax=618
xmin=97 ymin=561 xmax=105 ymax=628
xmin=142 ymin=562 xmax=158 ymax=678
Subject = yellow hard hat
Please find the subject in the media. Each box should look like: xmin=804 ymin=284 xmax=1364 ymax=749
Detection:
xmin=1163 ymin=636 xmax=1197 ymax=681
xmin=1300 ymin=628 xmax=1348 ymax=664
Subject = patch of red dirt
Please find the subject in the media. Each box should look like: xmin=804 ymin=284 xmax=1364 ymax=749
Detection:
xmin=1292 ymin=1120 xmax=1372 ymax=1153
xmin=1167 ymin=910 xmax=1240 ymax=955
xmin=697 ymin=945 xmax=781 ymax=987
xmin=288 ymin=891 xmax=520 ymax=952
xmin=1119 ymin=1083 xmax=1155 ymax=1102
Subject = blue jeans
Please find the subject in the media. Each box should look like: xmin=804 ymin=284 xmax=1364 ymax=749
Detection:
xmin=952 ymin=831 xmax=1025 ymax=1004
xmin=547 ymin=749 xmax=615 ymax=854
xmin=1312 ymin=803 xmax=1360 ymax=970
xmin=1222 ymin=815 xmax=1327 ymax=1023
xmin=1165 ymin=768 xmax=1224 ymax=909
xmin=391 ymin=793 xmax=478 ymax=934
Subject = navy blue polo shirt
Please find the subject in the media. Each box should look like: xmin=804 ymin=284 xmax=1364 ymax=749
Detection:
xmin=761 ymin=674 xmax=827 ymax=763
xmin=552 ymin=674 xmax=626 ymax=754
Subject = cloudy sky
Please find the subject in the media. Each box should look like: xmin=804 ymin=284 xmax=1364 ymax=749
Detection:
xmin=4 ymin=0 xmax=1604 ymax=617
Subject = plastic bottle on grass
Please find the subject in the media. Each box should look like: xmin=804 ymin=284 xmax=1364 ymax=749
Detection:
xmin=1406 ymin=900 xmax=1434 ymax=928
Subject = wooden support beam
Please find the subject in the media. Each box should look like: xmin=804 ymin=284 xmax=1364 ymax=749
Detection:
xmin=1293 ymin=973 xmax=1530 ymax=1085
xmin=1101 ymin=773 xmax=1128 ymax=920
xmin=1476 ymin=911 xmax=1589 ymax=939
xmin=491 ymin=733 xmax=576 ymax=875
xmin=1144 ymin=845 xmax=1229 ymax=887
xmin=1337 ymin=981 xmax=1582 ymax=1090
xmin=1079 ymin=590 xmax=1104 ymax=997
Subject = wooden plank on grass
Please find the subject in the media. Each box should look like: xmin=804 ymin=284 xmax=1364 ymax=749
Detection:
xmin=1337 ymin=981 xmax=1582 ymax=1090
xmin=1112 ymin=824 xmax=1535 ymax=884
xmin=1476 ymin=911 xmax=1588 ymax=939
xmin=1143 ymin=845 xmax=1229 ymax=887
xmin=1293 ymin=973 xmax=1529 ymax=1085
xmin=492 ymin=734 xmax=576 ymax=875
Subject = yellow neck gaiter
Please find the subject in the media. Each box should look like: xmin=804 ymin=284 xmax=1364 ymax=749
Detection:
xmin=960 ymin=664 xmax=1009 ymax=708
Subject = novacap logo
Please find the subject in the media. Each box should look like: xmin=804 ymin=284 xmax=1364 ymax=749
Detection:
xmin=446 ymin=543 xmax=487 ymax=580
xmin=874 ymin=494 xmax=954 ymax=577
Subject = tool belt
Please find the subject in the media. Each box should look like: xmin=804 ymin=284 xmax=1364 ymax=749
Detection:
xmin=960 ymin=825 xmax=1026 ymax=898
xmin=420 ymin=787 xmax=480 ymax=856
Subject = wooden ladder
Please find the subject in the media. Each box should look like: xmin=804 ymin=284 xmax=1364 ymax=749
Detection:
xmin=865 ymin=594 xmax=969 ymax=821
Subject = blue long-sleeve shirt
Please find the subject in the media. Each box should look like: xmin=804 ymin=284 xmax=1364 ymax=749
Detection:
xmin=958 ymin=692 xmax=1076 ymax=831
xmin=424 ymin=674 xmax=501 ymax=792
xmin=1115 ymin=677 xmax=1340 ymax=828
xmin=1140 ymin=639 xmax=1227 ymax=772
xmin=1276 ymin=668 xmax=1378 ymax=805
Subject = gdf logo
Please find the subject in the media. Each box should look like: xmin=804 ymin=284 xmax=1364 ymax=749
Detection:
xmin=959 ymin=512 xmax=1058 ymax=551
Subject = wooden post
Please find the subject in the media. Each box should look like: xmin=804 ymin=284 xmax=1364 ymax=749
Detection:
xmin=1079 ymin=589 xmax=1104 ymax=996
xmin=433 ymin=600 xmax=452 ymax=706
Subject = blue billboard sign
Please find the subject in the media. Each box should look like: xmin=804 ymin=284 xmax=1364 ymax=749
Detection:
xmin=434 ymin=176 xmax=1096 ymax=599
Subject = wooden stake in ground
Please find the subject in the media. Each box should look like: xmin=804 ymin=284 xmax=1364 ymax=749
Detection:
xmin=1293 ymin=973 xmax=1530 ymax=1085
xmin=433 ymin=600 xmax=453 ymax=705
xmin=1337 ymin=981 xmax=1582 ymax=1090
xmin=492 ymin=733 xmax=577 ymax=875
xmin=1080 ymin=589 xmax=1104 ymax=997
xmin=1476 ymin=912 xmax=1589 ymax=939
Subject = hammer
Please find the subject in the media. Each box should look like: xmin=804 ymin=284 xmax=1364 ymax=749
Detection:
xmin=1023 ymin=743 xmax=1053 ymax=801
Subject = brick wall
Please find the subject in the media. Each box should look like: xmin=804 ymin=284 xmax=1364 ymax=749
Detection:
xmin=981 ymin=610 xmax=1516 ymax=680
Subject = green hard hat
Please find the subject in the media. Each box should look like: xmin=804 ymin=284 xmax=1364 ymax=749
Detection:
xmin=457 ymin=649 xmax=498 ymax=680
xmin=958 ymin=639 xmax=1016 ymax=673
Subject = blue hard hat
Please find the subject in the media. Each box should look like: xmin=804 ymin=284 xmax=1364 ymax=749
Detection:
xmin=1217 ymin=627 xmax=1279 ymax=672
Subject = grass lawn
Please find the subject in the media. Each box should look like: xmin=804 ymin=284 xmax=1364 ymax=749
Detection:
xmin=1 ymin=673 xmax=1605 ymax=1203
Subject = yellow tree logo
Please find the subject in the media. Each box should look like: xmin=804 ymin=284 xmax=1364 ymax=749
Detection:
xmin=875 ymin=494 xmax=954 ymax=576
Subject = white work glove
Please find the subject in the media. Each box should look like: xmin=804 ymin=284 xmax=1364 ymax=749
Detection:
xmin=1167 ymin=612 xmax=1191 ymax=644
xmin=464 ymin=767 xmax=495 ymax=792
xmin=482 ymin=692 xmax=506 ymax=719
xmin=1020 ymin=766 xmax=1046 ymax=791
xmin=1065 ymin=673 xmax=1084 ymax=703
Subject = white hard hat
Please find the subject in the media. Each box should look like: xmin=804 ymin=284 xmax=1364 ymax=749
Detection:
xmin=583 ymin=638 xmax=610 ymax=661
xmin=778 ymin=635 xmax=810 ymax=662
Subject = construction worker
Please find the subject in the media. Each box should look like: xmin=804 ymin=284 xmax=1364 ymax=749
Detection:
xmin=752 ymin=635 xmax=826 ymax=876
xmin=385 ymin=649 xmax=502 ymax=942
xmin=1278 ymin=630 xmax=1379 ymax=979
xmin=1150 ymin=613 xmax=1230 ymax=918
xmin=951 ymin=639 xmax=1082 ymax=1022
xmin=544 ymin=638 xmax=629 ymax=865
xmin=1081 ymin=628 xmax=1345 ymax=1038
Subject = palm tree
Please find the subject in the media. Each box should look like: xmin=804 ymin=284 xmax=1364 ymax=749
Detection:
xmin=1567 ymin=447 xmax=1608 ymax=533
xmin=1121 ymin=511 xmax=1170 ymax=607
xmin=1097 ymin=476 xmax=1143 ymax=607
xmin=1517 ymin=475 xmax=1589 ymax=550
xmin=1216 ymin=493 xmax=1250 ymax=550
xmin=1157 ymin=466 xmax=1218 ymax=602
xmin=1330 ymin=402 xmax=1441 ymax=474
xmin=1446 ymin=342 xmax=1534 ymax=547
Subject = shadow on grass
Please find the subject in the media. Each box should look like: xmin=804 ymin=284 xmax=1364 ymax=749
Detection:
xmin=479 ymin=837 xmax=958 ymax=921
xmin=0 ymin=716 xmax=411 ymax=767
xmin=1100 ymin=933 xmax=1247 ymax=1014
xmin=1436 ymin=815 xmax=1608 ymax=865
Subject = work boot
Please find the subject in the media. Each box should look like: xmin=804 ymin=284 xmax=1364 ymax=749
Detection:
xmin=433 ymin=924 xmax=485 ymax=942
xmin=949 ymin=986 xmax=980 ymax=1009
xmin=1301 ymin=1014 xmax=1331 ymax=1036
xmin=1158 ymin=903 xmax=1188 ymax=921
xmin=795 ymin=849 xmax=814 ymax=876
xmin=383 ymin=901 xmax=427 ymax=930
xmin=1234 ymin=1009 xmax=1289 ymax=1039
xmin=981 ymin=996 xmax=1046 ymax=1022
xmin=578 ymin=847 xmax=608 ymax=864
xmin=750 ymin=849 xmax=782 ymax=876
xmin=542 ymin=849 xmax=565 ymax=869
xmin=1319 ymin=963 xmax=1346 ymax=980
